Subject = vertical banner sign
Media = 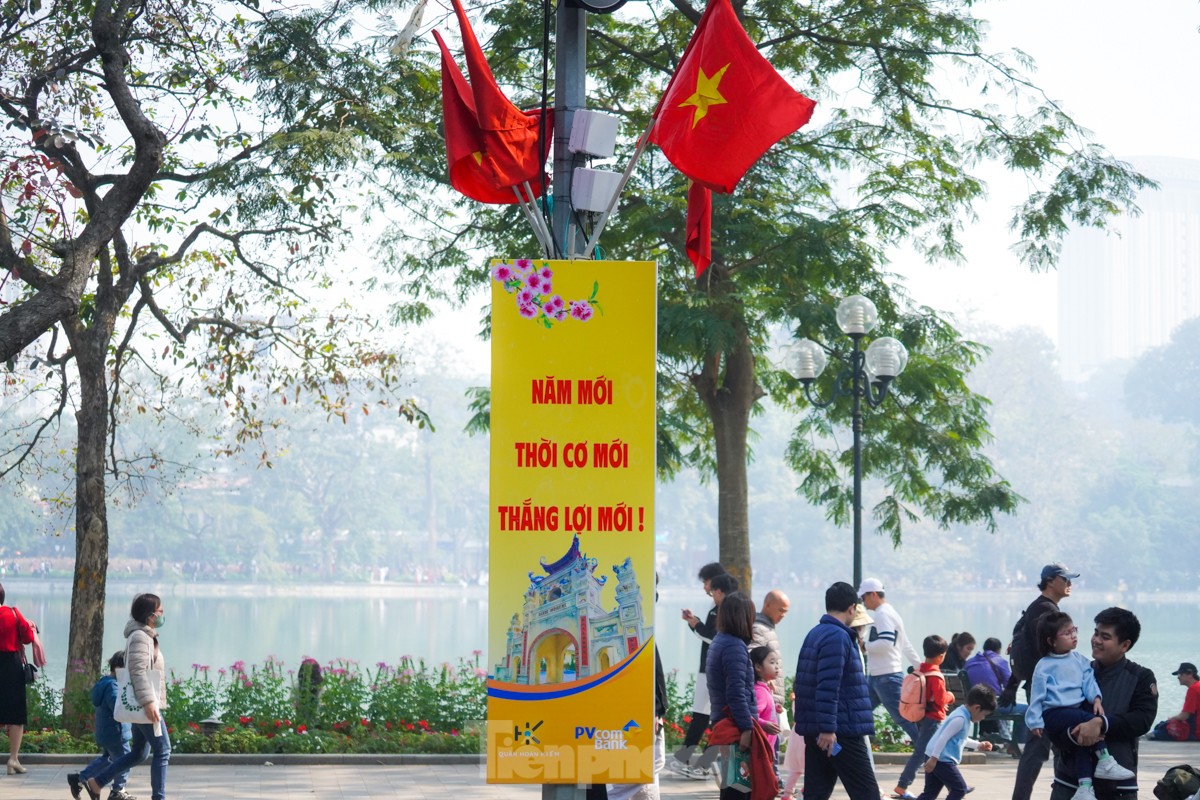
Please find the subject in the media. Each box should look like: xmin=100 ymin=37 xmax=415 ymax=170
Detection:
xmin=487 ymin=259 xmax=658 ymax=784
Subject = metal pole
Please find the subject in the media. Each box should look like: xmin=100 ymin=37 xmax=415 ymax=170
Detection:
xmin=553 ymin=3 xmax=587 ymax=258
xmin=851 ymin=336 xmax=864 ymax=589
xmin=543 ymin=9 xmax=589 ymax=800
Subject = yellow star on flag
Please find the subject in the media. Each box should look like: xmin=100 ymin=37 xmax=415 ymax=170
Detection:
xmin=679 ymin=63 xmax=730 ymax=128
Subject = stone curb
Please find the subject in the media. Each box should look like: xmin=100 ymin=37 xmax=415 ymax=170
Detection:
xmin=18 ymin=753 xmax=483 ymax=766
xmin=21 ymin=751 xmax=998 ymax=766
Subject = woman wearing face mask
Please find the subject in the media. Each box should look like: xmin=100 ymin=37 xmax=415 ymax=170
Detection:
xmin=84 ymin=593 xmax=170 ymax=800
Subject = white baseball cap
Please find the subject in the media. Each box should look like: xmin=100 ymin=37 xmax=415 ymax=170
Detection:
xmin=856 ymin=577 xmax=885 ymax=596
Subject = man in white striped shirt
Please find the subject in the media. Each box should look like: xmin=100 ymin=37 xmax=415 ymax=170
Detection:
xmin=859 ymin=577 xmax=923 ymax=743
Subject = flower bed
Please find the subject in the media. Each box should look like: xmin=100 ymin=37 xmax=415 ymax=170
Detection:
xmin=11 ymin=653 xmax=489 ymax=755
xmin=10 ymin=658 xmax=920 ymax=756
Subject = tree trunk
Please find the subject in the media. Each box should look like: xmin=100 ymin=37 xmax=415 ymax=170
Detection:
xmin=62 ymin=324 xmax=111 ymax=735
xmin=692 ymin=324 xmax=763 ymax=600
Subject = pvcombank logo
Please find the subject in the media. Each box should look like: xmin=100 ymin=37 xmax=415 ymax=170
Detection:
xmin=574 ymin=719 xmax=640 ymax=749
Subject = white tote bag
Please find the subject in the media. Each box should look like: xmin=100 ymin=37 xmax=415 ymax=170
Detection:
xmin=114 ymin=665 xmax=164 ymax=732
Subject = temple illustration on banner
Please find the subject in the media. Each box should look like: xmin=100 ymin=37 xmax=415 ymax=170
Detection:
xmin=493 ymin=535 xmax=651 ymax=684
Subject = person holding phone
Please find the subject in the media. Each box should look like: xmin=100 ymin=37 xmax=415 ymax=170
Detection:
xmin=792 ymin=582 xmax=880 ymax=800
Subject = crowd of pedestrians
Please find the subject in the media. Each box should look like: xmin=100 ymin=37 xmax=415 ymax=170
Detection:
xmin=662 ymin=562 xmax=1184 ymax=800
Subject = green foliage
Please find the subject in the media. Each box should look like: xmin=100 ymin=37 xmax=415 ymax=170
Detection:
xmin=373 ymin=0 xmax=1149 ymax=557
xmin=1124 ymin=317 xmax=1200 ymax=427
xmin=25 ymin=668 xmax=63 ymax=732
xmin=13 ymin=654 xmax=487 ymax=755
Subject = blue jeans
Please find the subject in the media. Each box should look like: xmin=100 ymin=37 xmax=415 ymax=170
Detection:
xmin=80 ymin=741 xmax=131 ymax=791
xmin=92 ymin=723 xmax=171 ymax=800
xmin=997 ymin=703 xmax=1029 ymax=744
xmin=899 ymin=717 xmax=938 ymax=789
xmin=869 ymin=673 xmax=919 ymax=740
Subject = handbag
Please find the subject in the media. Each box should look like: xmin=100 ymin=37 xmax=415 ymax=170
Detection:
xmin=722 ymin=745 xmax=752 ymax=793
xmin=4 ymin=607 xmax=37 ymax=683
xmin=19 ymin=647 xmax=36 ymax=684
xmin=114 ymin=640 xmax=164 ymax=726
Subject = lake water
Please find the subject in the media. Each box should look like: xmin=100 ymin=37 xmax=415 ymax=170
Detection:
xmin=8 ymin=580 xmax=1189 ymax=720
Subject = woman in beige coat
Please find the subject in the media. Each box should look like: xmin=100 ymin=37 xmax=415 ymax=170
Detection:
xmin=84 ymin=593 xmax=170 ymax=800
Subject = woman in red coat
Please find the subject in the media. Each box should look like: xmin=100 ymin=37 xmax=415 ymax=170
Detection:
xmin=0 ymin=581 xmax=45 ymax=775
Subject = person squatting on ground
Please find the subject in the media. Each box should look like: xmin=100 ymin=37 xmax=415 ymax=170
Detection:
xmin=69 ymin=652 xmax=136 ymax=800
xmin=1047 ymin=607 xmax=1157 ymax=800
xmin=1148 ymin=661 xmax=1199 ymax=741
xmin=672 ymin=563 xmax=730 ymax=775
xmin=1007 ymin=562 xmax=1079 ymax=800
xmin=705 ymin=592 xmax=779 ymax=800
xmin=915 ymin=684 xmax=997 ymax=800
xmin=858 ymin=577 xmax=922 ymax=743
xmin=84 ymin=593 xmax=172 ymax=800
xmin=792 ymin=582 xmax=880 ymax=800
xmin=1025 ymin=611 xmax=1136 ymax=800
xmin=893 ymin=635 xmax=956 ymax=800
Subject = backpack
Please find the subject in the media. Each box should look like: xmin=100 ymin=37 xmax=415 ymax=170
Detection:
xmin=899 ymin=670 xmax=928 ymax=722
xmin=1008 ymin=610 xmax=1031 ymax=680
xmin=1153 ymin=764 xmax=1200 ymax=800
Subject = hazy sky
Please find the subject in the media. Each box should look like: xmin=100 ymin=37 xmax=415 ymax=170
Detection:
xmin=897 ymin=0 xmax=1200 ymax=342
xmin=410 ymin=0 xmax=1200 ymax=373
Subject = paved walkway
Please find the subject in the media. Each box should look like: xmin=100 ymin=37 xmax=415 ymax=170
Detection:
xmin=4 ymin=741 xmax=1198 ymax=800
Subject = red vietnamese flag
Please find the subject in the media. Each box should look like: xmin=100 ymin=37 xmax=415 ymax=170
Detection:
xmin=648 ymin=0 xmax=815 ymax=194
xmin=432 ymin=30 xmax=518 ymax=204
xmin=686 ymin=182 xmax=712 ymax=276
xmin=448 ymin=0 xmax=551 ymax=189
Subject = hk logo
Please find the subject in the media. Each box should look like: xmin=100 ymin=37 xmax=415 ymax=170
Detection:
xmin=515 ymin=720 xmax=543 ymax=745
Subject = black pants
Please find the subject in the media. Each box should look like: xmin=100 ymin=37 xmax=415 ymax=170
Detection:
xmin=801 ymin=734 xmax=879 ymax=800
xmin=1011 ymin=684 xmax=1051 ymax=800
xmin=674 ymin=712 xmax=711 ymax=764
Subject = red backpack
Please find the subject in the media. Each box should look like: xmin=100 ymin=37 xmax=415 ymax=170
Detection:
xmin=899 ymin=670 xmax=929 ymax=722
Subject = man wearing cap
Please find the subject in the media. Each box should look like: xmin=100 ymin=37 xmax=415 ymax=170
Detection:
xmin=1148 ymin=662 xmax=1199 ymax=741
xmin=1006 ymin=562 xmax=1078 ymax=800
xmin=857 ymin=577 xmax=922 ymax=744
xmin=1048 ymin=607 xmax=1158 ymax=800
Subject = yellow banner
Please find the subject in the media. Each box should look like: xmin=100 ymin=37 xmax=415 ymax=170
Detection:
xmin=487 ymin=259 xmax=658 ymax=784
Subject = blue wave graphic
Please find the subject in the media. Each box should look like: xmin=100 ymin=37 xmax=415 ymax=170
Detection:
xmin=488 ymin=641 xmax=649 ymax=701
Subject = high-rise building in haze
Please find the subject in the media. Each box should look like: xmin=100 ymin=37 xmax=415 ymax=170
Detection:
xmin=1057 ymin=156 xmax=1200 ymax=379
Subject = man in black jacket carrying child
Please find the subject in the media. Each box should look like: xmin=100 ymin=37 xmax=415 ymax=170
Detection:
xmin=1047 ymin=607 xmax=1157 ymax=800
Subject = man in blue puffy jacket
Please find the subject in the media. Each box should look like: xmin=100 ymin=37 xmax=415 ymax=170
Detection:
xmin=793 ymin=582 xmax=880 ymax=800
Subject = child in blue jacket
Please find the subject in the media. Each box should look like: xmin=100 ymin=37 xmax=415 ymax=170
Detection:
xmin=68 ymin=652 xmax=135 ymax=800
xmin=1026 ymin=612 xmax=1135 ymax=800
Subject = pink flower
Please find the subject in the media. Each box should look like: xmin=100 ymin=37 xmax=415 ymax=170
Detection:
xmin=516 ymin=287 xmax=535 ymax=306
xmin=525 ymin=272 xmax=545 ymax=293
xmin=541 ymin=294 xmax=566 ymax=321
xmin=492 ymin=264 xmax=514 ymax=283
xmin=518 ymin=302 xmax=539 ymax=319
xmin=569 ymin=301 xmax=593 ymax=322
xmin=512 ymin=259 xmax=534 ymax=275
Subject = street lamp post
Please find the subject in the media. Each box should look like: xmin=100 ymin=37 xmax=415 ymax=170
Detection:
xmin=785 ymin=295 xmax=909 ymax=588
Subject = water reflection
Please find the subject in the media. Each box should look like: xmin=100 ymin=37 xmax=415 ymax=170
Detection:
xmin=12 ymin=582 xmax=1187 ymax=718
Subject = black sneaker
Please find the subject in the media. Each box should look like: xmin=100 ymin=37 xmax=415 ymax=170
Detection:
xmin=109 ymin=790 xmax=138 ymax=800
xmin=67 ymin=773 xmax=83 ymax=800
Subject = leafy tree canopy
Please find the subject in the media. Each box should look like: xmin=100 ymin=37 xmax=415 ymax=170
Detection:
xmin=374 ymin=0 xmax=1151 ymax=587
